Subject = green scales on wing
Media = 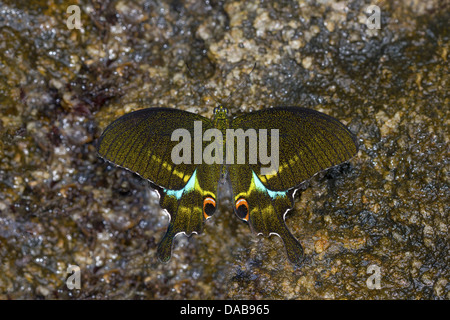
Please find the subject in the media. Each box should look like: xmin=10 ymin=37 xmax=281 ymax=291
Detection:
xmin=97 ymin=106 xmax=358 ymax=265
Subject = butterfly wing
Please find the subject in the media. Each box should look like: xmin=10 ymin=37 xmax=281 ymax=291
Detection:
xmin=97 ymin=108 xmax=221 ymax=262
xmin=228 ymin=106 xmax=359 ymax=264
xmin=227 ymin=166 xmax=303 ymax=264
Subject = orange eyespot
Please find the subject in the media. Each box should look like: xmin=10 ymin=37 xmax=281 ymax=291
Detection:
xmin=235 ymin=198 xmax=249 ymax=221
xmin=203 ymin=197 xmax=216 ymax=219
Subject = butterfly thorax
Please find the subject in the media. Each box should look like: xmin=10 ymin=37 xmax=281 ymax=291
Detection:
xmin=212 ymin=105 xmax=229 ymax=126
xmin=212 ymin=105 xmax=230 ymax=177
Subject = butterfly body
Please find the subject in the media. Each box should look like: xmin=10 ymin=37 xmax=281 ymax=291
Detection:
xmin=212 ymin=105 xmax=230 ymax=179
xmin=97 ymin=105 xmax=358 ymax=265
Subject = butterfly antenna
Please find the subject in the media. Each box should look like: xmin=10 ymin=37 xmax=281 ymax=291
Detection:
xmin=185 ymin=62 xmax=223 ymax=106
xmin=223 ymin=62 xmax=257 ymax=106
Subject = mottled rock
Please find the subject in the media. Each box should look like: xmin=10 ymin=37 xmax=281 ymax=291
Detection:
xmin=0 ymin=0 xmax=448 ymax=300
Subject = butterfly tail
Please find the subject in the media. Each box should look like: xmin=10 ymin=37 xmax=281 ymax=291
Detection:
xmin=274 ymin=223 xmax=304 ymax=266
xmin=247 ymin=186 xmax=304 ymax=265
xmin=253 ymin=209 xmax=304 ymax=266
xmin=271 ymin=194 xmax=304 ymax=266
xmin=157 ymin=224 xmax=176 ymax=263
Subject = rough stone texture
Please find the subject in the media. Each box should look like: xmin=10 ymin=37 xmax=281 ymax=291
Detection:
xmin=0 ymin=0 xmax=448 ymax=299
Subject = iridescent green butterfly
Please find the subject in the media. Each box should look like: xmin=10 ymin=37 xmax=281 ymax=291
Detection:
xmin=97 ymin=105 xmax=358 ymax=265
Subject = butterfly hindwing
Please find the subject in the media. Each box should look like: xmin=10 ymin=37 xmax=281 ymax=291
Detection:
xmin=97 ymin=108 xmax=221 ymax=262
xmin=157 ymin=163 xmax=221 ymax=262
xmin=227 ymin=165 xmax=304 ymax=264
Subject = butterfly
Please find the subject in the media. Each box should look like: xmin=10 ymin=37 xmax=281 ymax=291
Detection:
xmin=97 ymin=105 xmax=358 ymax=265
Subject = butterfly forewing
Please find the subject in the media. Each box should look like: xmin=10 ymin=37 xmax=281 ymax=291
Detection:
xmin=98 ymin=108 xmax=213 ymax=190
xmin=230 ymin=107 xmax=358 ymax=190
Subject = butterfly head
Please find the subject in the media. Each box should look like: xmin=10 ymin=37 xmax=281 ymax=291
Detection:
xmin=213 ymin=105 xmax=228 ymax=119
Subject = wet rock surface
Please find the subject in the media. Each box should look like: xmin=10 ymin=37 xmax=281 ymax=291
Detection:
xmin=0 ymin=0 xmax=448 ymax=299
